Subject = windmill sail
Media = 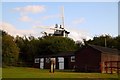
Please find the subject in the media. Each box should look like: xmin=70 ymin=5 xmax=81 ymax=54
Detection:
xmin=33 ymin=6 xmax=70 ymax=37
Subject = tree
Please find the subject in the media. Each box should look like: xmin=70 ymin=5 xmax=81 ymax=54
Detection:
xmin=15 ymin=35 xmax=41 ymax=66
xmin=114 ymin=36 xmax=120 ymax=50
xmin=39 ymin=36 xmax=78 ymax=55
xmin=15 ymin=34 xmax=79 ymax=66
xmin=2 ymin=31 xmax=19 ymax=66
xmin=0 ymin=30 xmax=2 ymax=67
xmin=87 ymin=34 xmax=120 ymax=49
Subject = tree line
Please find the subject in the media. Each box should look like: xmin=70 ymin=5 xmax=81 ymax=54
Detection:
xmin=86 ymin=35 xmax=120 ymax=49
xmin=1 ymin=30 xmax=120 ymax=67
xmin=1 ymin=30 xmax=79 ymax=67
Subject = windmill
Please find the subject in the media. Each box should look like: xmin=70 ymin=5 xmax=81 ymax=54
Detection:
xmin=34 ymin=6 xmax=70 ymax=37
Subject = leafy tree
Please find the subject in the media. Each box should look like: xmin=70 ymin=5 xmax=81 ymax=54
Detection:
xmin=87 ymin=34 xmax=120 ymax=49
xmin=15 ymin=35 xmax=79 ymax=66
xmin=15 ymin=35 xmax=27 ymax=65
xmin=15 ymin=35 xmax=41 ymax=66
xmin=0 ymin=30 xmax=2 ymax=67
xmin=39 ymin=36 xmax=78 ymax=55
xmin=26 ymin=36 xmax=40 ymax=64
xmin=2 ymin=31 xmax=19 ymax=66
xmin=114 ymin=35 xmax=120 ymax=50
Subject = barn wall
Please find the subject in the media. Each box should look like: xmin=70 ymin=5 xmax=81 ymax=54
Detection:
xmin=67 ymin=57 xmax=75 ymax=69
xmin=34 ymin=63 xmax=39 ymax=68
xmin=75 ymin=47 xmax=101 ymax=72
xmin=56 ymin=56 xmax=75 ymax=69
xmin=118 ymin=55 xmax=120 ymax=69
xmin=44 ymin=58 xmax=51 ymax=69
xmin=101 ymin=53 xmax=119 ymax=62
xmin=101 ymin=53 xmax=119 ymax=73
xmin=34 ymin=55 xmax=76 ymax=70
xmin=33 ymin=58 xmax=40 ymax=68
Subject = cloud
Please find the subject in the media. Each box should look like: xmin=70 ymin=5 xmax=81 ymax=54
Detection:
xmin=68 ymin=28 xmax=92 ymax=42
xmin=0 ymin=22 xmax=92 ymax=42
xmin=72 ymin=18 xmax=85 ymax=25
xmin=0 ymin=22 xmax=38 ymax=37
xmin=14 ymin=5 xmax=45 ymax=14
xmin=19 ymin=16 xmax=32 ymax=22
xmin=13 ymin=5 xmax=45 ymax=23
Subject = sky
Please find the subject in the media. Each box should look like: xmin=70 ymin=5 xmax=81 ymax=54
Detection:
xmin=0 ymin=2 xmax=118 ymax=42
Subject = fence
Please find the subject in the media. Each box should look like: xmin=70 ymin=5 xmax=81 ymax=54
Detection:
xmin=103 ymin=61 xmax=120 ymax=74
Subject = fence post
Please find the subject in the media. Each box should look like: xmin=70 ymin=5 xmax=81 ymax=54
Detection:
xmin=105 ymin=62 xmax=108 ymax=73
xmin=117 ymin=61 xmax=119 ymax=74
xmin=101 ymin=62 xmax=105 ymax=73
xmin=110 ymin=61 xmax=113 ymax=74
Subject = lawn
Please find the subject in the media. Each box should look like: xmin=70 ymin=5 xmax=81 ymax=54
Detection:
xmin=2 ymin=67 xmax=119 ymax=79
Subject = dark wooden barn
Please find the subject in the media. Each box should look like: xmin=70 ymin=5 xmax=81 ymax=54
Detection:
xmin=34 ymin=51 xmax=75 ymax=70
xmin=75 ymin=44 xmax=120 ymax=73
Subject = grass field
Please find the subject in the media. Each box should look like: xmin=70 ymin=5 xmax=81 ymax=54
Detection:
xmin=2 ymin=67 xmax=119 ymax=79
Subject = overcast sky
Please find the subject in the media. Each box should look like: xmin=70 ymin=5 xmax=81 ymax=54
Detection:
xmin=0 ymin=2 xmax=118 ymax=41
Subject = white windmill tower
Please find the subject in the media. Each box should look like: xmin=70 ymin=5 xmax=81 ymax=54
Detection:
xmin=53 ymin=6 xmax=70 ymax=37
xmin=34 ymin=6 xmax=70 ymax=37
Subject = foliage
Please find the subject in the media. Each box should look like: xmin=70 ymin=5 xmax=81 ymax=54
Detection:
xmin=39 ymin=36 xmax=78 ymax=54
xmin=15 ymin=35 xmax=39 ymax=66
xmin=0 ymin=30 xmax=2 ymax=67
xmin=114 ymin=35 xmax=120 ymax=50
xmin=15 ymin=35 xmax=79 ymax=66
xmin=2 ymin=29 xmax=120 ymax=67
xmin=86 ymin=35 xmax=120 ymax=50
xmin=2 ymin=31 xmax=19 ymax=66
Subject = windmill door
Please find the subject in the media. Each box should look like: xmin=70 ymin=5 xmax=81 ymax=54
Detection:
xmin=58 ymin=57 xmax=64 ymax=70
xmin=40 ymin=58 xmax=44 ymax=69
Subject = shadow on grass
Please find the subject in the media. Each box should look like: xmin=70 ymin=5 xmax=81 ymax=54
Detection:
xmin=55 ymin=69 xmax=76 ymax=73
xmin=55 ymin=69 xmax=101 ymax=73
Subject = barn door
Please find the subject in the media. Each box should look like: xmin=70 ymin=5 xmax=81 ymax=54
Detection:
xmin=58 ymin=57 xmax=64 ymax=70
xmin=40 ymin=58 xmax=44 ymax=69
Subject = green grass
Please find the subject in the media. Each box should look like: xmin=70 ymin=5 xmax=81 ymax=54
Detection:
xmin=2 ymin=67 xmax=119 ymax=79
xmin=0 ymin=67 xmax=2 ymax=78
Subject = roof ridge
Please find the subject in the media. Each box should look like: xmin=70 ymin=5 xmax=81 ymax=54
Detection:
xmin=88 ymin=44 xmax=118 ymax=50
xmin=88 ymin=44 xmax=119 ymax=54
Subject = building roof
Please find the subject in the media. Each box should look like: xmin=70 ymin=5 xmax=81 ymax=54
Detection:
xmin=35 ymin=45 xmax=120 ymax=58
xmin=35 ymin=51 xmax=75 ymax=58
xmin=88 ymin=44 xmax=120 ymax=55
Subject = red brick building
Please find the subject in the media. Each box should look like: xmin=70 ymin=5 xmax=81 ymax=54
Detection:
xmin=75 ymin=44 xmax=120 ymax=73
xmin=34 ymin=44 xmax=120 ymax=73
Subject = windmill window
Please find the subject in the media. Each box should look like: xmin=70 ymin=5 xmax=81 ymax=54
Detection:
xmin=71 ymin=56 xmax=75 ymax=62
xmin=35 ymin=58 xmax=39 ymax=63
xmin=58 ymin=57 xmax=64 ymax=62
xmin=46 ymin=58 xmax=50 ymax=63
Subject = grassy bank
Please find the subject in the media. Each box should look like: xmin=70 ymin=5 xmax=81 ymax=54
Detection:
xmin=2 ymin=67 xmax=119 ymax=79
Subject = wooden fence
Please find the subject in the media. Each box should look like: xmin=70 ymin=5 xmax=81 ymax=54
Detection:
xmin=102 ymin=61 xmax=120 ymax=74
